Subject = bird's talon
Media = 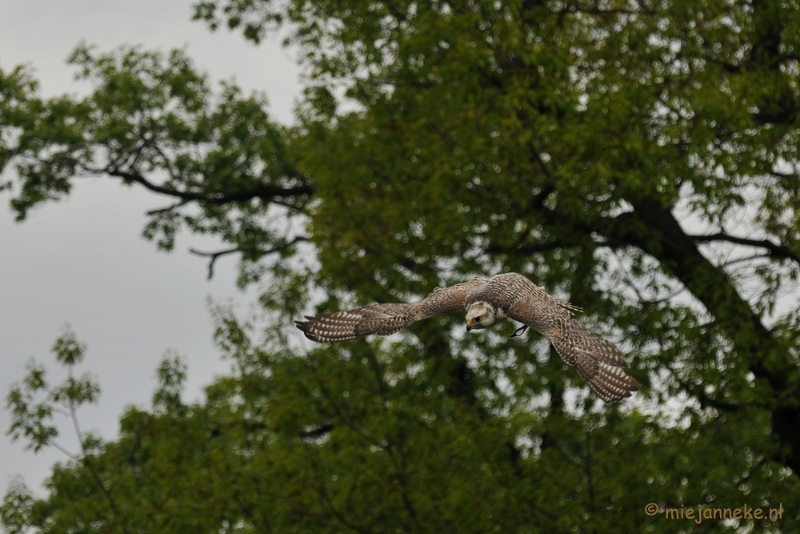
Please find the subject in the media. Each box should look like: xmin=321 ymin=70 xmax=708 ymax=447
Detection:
xmin=509 ymin=325 xmax=529 ymax=338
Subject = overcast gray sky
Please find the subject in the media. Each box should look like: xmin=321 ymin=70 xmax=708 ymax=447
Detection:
xmin=0 ymin=0 xmax=300 ymax=500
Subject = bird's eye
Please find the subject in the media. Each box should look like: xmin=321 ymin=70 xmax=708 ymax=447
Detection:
xmin=476 ymin=316 xmax=482 ymax=322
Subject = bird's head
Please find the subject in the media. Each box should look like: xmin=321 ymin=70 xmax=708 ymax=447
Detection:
xmin=465 ymin=301 xmax=498 ymax=332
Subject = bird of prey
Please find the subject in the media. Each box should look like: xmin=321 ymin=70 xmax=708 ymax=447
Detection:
xmin=295 ymin=272 xmax=639 ymax=402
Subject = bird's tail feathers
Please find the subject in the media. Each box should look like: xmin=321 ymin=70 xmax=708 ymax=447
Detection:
xmin=295 ymin=303 xmax=414 ymax=343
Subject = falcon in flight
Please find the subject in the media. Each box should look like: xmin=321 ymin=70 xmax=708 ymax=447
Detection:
xmin=296 ymin=273 xmax=639 ymax=402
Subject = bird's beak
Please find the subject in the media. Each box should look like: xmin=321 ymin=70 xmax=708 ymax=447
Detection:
xmin=466 ymin=325 xmax=472 ymax=332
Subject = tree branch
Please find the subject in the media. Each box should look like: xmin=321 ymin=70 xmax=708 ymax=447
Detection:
xmin=189 ymin=236 xmax=309 ymax=279
xmin=145 ymin=199 xmax=189 ymax=216
xmin=189 ymin=247 xmax=241 ymax=279
xmin=105 ymin=166 xmax=313 ymax=206
xmin=768 ymin=169 xmax=797 ymax=179
xmin=299 ymin=423 xmax=335 ymax=439
xmin=673 ymin=376 xmax=745 ymax=413
xmin=595 ymin=199 xmax=800 ymax=472
xmin=690 ymin=232 xmax=800 ymax=265
xmin=63 ymin=366 xmax=127 ymax=530
xmin=553 ymin=6 xmax=646 ymax=16
xmin=486 ymin=239 xmax=568 ymax=256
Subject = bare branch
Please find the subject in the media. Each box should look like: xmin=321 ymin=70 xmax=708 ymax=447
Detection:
xmin=189 ymin=236 xmax=309 ymax=279
xmin=299 ymin=423 xmax=335 ymax=439
xmin=145 ymin=199 xmax=190 ymax=216
xmin=45 ymin=438 xmax=79 ymax=462
xmin=189 ymin=246 xmax=241 ymax=279
xmin=269 ymin=196 xmax=311 ymax=214
xmin=690 ymin=232 xmax=800 ymax=265
xmin=105 ymin=166 xmax=313 ymax=206
xmin=721 ymin=254 xmax=773 ymax=268
xmin=768 ymin=169 xmax=798 ymax=179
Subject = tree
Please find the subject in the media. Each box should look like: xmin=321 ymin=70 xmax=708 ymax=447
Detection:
xmin=3 ymin=0 xmax=800 ymax=532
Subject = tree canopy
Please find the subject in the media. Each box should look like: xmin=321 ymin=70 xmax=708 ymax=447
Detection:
xmin=2 ymin=0 xmax=800 ymax=532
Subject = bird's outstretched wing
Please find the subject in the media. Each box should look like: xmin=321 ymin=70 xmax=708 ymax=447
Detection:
xmin=552 ymin=323 xmax=640 ymax=402
xmin=494 ymin=273 xmax=640 ymax=403
xmin=295 ymin=277 xmax=487 ymax=343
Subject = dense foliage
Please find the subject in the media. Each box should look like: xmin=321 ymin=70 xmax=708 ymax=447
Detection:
xmin=2 ymin=0 xmax=800 ymax=532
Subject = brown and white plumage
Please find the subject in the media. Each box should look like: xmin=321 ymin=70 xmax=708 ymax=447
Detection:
xmin=296 ymin=273 xmax=639 ymax=403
